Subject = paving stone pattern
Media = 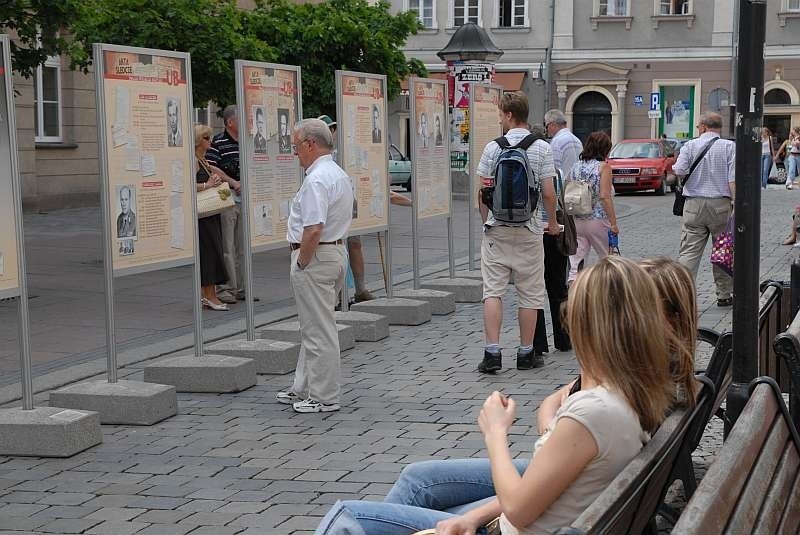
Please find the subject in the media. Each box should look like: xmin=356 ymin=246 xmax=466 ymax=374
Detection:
xmin=0 ymin=188 xmax=797 ymax=534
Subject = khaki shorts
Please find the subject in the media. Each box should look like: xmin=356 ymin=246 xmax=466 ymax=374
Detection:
xmin=481 ymin=225 xmax=545 ymax=309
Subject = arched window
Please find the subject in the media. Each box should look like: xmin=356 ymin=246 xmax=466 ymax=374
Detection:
xmin=765 ymin=88 xmax=791 ymax=106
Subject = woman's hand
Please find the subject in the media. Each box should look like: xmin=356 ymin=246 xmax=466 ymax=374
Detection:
xmin=435 ymin=515 xmax=480 ymax=535
xmin=478 ymin=391 xmax=516 ymax=437
xmin=610 ymin=223 xmax=619 ymax=235
xmin=209 ymin=174 xmax=223 ymax=188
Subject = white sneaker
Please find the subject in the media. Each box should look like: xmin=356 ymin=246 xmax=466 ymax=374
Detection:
xmin=788 ymin=184 xmax=793 ymax=190
xmin=276 ymin=391 xmax=302 ymax=405
xmin=293 ymin=398 xmax=340 ymax=413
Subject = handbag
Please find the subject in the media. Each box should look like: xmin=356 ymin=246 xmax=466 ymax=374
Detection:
xmin=196 ymin=159 xmax=234 ymax=218
xmin=710 ymin=213 xmax=735 ymax=276
xmin=769 ymin=161 xmax=779 ymax=179
xmin=673 ymin=137 xmax=719 ymax=216
xmin=564 ymin=179 xmax=593 ymax=216
xmin=554 ymin=175 xmax=577 ymax=256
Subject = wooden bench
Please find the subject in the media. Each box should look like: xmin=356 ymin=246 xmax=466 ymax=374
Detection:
xmin=672 ymin=377 xmax=800 ymax=534
xmin=772 ymin=309 xmax=800 ymax=430
xmin=553 ymin=375 xmax=714 ymax=535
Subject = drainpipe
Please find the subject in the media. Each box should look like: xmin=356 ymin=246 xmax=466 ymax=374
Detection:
xmin=545 ymin=0 xmax=555 ymax=113
xmin=729 ymin=0 xmax=740 ymax=138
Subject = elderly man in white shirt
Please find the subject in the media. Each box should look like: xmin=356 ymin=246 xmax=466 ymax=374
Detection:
xmin=672 ymin=111 xmax=736 ymax=306
xmin=276 ymin=119 xmax=354 ymax=413
xmin=544 ymin=109 xmax=583 ymax=182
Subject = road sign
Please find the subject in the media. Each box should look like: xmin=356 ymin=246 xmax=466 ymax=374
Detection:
xmin=633 ymin=95 xmax=643 ymax=107
xmin=648 ymin=110 xmax=662 ymax=119
xmin=650 ymin=92 xmax=660 ymax=112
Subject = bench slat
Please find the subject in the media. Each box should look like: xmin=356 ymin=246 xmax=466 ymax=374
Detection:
xmin=727 ymin=417 xmax=789 ymax=532
xmin=753 ymin=443 xmax=800 ymax=534
xmin=673 ymin=384 xmax=779 ymax=534
xmin=775 ymin=469 xmax=800 ymax=534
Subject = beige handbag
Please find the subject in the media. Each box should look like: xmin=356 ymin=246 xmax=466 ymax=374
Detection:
xmin=563 ymin=179 xmax=593 ymax=217
xmin=196 ymin=160 xmax=235 ymax=218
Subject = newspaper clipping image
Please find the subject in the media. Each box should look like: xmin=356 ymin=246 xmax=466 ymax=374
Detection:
xmin=338 ymin=73 xmax=388 ymax=234
xmin=241 ymin=64 xmax=302 ymax=250
xmin=101 ymin=49 xmax=195 ymax=273
xmin=412 ymin=79 xmax=450 ymax=220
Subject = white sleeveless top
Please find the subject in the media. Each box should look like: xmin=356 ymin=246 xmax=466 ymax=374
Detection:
xmin=499 ymin=386 xmax=649 ymax=535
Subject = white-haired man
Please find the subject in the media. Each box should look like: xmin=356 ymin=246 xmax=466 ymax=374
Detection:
xmin=277 ymin=119 xmax=354 ymax=413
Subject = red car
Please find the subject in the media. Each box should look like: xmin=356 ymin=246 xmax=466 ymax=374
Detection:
xmin=606 ymin=139 xmax=676 ymax=195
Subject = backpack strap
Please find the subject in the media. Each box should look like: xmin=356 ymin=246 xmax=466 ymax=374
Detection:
xmin=514 ymin=133 xmax=542 ymax=151
xmin=494 ymin=136 xmax=511 ymax=149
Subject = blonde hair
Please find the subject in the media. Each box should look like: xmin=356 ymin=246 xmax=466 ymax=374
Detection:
xmin=566 ymin=256 xmax=673 ymax=433
xmin=194 ymin=124 xmax=212 ymax=147
xmin=639 ymin=257 xmax=698 ymax=408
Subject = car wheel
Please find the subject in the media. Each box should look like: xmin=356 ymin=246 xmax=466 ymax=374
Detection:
xmin=405 ymin=178 xmax=412 ymax=192
xmin=656 ymin=178 xmax=666 ymax=196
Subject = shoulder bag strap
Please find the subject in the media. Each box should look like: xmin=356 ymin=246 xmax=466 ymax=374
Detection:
xmin=681 ymin=137 xmax=720 ymax=188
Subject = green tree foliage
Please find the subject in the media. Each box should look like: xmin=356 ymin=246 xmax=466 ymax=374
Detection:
xmin=68 ymin=0 xmax=274 ymax=106
xmin=0 ymin=0 xmax=85 ymax=78
xmin=249 ymin=0 xmax=426 ymax=118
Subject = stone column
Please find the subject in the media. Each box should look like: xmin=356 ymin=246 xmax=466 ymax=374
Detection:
xmin=616 ymin=83 xmax=628 ymax=142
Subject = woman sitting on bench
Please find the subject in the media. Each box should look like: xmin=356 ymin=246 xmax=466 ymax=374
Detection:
xmin=314 ymin=256 xmax=674 ymax=535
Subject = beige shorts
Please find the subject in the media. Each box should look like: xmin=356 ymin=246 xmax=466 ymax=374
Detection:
xmin=481 ymin=225 xmax=545 ymax=309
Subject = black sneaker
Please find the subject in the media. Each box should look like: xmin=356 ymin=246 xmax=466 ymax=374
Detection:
xmin=517 ymin=348 xmax=544 ymax=370
xmin=717 ymin=297 xmax=733 ymax=307
xmin=478 ymin=350 xmax=502 ymax=374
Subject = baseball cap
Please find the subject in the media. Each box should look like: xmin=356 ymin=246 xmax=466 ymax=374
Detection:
xmin=317 ymin=115 xmax=337 ymax=128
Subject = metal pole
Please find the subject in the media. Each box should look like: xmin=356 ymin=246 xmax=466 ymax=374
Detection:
xmin=234 ymin=61 xmax=256 ymax=340
xmin=185 ymin=54 xmax=204 ymax=358
xmin=93 ymin=44 xmax=119 ymax=383
xmin=410 ymin=79 xmax=421 ymax=289
xmin=445 ymin=84 xmax=456 ymax=279
xmin=727 ymin=0 xmax=767 ymax=431
xmin=3 ymin=36 xmax=33 ymax=409
xmin=468 ymin=83 xmax=476 ymax=271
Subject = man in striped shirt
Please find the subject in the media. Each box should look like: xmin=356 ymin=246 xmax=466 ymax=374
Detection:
xmin=205 ymin=105 xmax=244 ymax=304
xmin=672 ymin=111 xmax=736 ymax=306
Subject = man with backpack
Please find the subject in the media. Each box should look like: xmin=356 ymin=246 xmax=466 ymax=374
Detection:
xmin=476 ymin=92 xmax=559 ymax=373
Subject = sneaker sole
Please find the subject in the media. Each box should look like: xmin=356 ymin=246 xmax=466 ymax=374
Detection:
xmin=293 ymin=404 xmax=340 ymax=413
xmin=276 ymin=395 xmax=299 ymax=405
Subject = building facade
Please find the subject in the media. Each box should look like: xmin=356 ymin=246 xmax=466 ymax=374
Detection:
xmin=397 ymin=0 xmax=800 ymax=146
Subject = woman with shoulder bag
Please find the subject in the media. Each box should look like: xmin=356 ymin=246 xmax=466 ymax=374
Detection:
xmin=195 ymin=125 xmax=230 ymax=311
xmin=567 ymin=132 xmax=619 ymax=284
xmin=786 ymin=127 xmax=800 ymax=190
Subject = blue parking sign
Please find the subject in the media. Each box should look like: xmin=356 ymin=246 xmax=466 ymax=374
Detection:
xmin=633 ymin=95 xmax=643 ymax=107
xmin=650 ymin=92 xmax=660 ymax=111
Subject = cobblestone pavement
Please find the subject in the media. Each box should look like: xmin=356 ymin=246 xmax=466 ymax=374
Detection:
xmin=0 ymin=185 xmax=796 ymax=534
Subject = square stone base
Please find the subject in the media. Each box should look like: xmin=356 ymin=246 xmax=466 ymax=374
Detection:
xmin=0 ymin=407 xmax=101 ymax=457
xmin=257 ymin=322 xmax=355 ymax=351
xmin=49 ymin=380 xmax=177 ymax=425
xmin=393 ymin=289 xmax=456 ymax=315
xmin=334 ymin=311 xmax=390 ymax=341
xmin=421 ymin=278 xmax=483 ymax=303
xmin=207 ymin=339 xmax=299 ymax=375
xmin=144 ymin=355 xmax=256 ymax=393
xmin=350 ymin=298 xmax=431 ymax=325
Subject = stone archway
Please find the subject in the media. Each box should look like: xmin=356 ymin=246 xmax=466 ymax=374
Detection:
xmin=565 ymin=85 xmax=620 ymax=143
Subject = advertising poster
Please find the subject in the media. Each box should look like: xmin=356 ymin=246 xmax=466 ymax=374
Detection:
xmin=470 ymin=84 xmax=503 ymax=199
xmin=98 ymin=46 xmax=195 ymax=274
xmin=238 ymin=63 xmax=302 ymax=251
xmin=447 ymin=63 xmax=493 ymax=171
xmin=410 ymin=78 xmax=450 ymax=220
xmin=336 ymin=71 xmax=389 ymax=234
xmin=0 ymin=38 xmax=20 ymax=297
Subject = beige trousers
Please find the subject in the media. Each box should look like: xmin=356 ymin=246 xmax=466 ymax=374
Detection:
xmin=678 ymin=197 xmax=733 ymax=300
xmin=290 ymin=244 xmax=346 ymax=405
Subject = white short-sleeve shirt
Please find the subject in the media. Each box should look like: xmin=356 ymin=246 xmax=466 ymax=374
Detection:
xmin=476 ymin=128 xmax=556 ymax=234
xmin=286 ymin=154 xmax=354 ymax=243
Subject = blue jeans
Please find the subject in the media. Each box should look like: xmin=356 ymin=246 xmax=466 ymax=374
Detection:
xmin=762 ymin=153 xmax=772 ymax=189
xmin=787 ymin=155 xmax=800 ymax=185
xmin=314 ymin=459 xmax=529 ymax=535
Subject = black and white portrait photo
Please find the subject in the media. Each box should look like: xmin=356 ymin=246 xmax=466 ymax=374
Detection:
xmin=371 ymin=104 xmax=382 ymax=144
xmin=116 ymin=185 xmax=137 ymax=239
xmin=434 ymin=114 xmax=444 ymax=147
xmin=166 ymin=97 xmax=183 ymax=147
xmin=277 ymin=109 xmax=291 ymax=155
xmin=253 ymin=106 xmax=267 ymax=155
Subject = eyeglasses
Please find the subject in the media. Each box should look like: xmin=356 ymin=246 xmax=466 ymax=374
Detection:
xmin=291 ymin=138 xmax=315 ymax=152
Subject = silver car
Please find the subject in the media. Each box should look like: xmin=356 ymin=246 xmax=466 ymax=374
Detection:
xmin=389 ymin=144 xmax=412 ymax=191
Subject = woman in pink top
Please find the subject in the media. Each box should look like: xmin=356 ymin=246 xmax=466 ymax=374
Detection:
xmin=314 ymin=257 xmax=675 ymax=535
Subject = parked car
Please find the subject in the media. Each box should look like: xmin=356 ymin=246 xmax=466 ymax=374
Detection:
xmin=389 ymin=144 xmax=412 ymax=191
xmin=606 ymin=139 xmax=676 ymax=195
xmin=663 ymin=138 xmax=691 ymax=190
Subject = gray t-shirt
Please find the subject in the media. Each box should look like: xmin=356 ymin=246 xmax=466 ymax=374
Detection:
xmin=500 ymin=385 xmax=649 ymax=535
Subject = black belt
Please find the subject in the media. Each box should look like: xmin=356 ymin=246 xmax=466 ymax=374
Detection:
xmin=290 ymin=240 xmax=342 ymax=250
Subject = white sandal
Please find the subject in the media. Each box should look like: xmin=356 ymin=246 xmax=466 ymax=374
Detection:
xmin=201 ymin=297 xmax=228 ymax=311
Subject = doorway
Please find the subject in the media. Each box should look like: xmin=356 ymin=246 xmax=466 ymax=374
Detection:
xmin=572 ymin=91 xmax=612 ymax=143
xmin=764 ymin=114 xmax=791 ymax=146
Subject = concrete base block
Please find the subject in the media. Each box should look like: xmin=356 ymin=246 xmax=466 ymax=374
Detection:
xmin=350 ymin=298 xmax=431 ymax=325
xmin=49 ymin=380 xmax=177 ymax=425
xmin=453 ymin=270 xmax=484 ymax=281
xmin=144 ymin=355 xmax=256 ymax=393
xmin=421 ymin=277 xmax=483 ymax=303
xmin=393 ymin=289 xmax=456 ymax=315
xmin=257 ymin=322 xmax=355 ymax=351
xmin=334 ymin=311 xmax=390 ymax=341
xmin=0 ymin=406 xmax=101 ymax=457
xmin=207 ymin=339 xmax=299 ymax=375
